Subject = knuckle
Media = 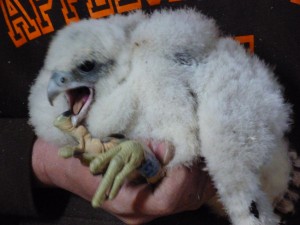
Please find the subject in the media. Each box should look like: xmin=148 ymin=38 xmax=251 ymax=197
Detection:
xmin=156 ymin=199 xmax=176 ymax=214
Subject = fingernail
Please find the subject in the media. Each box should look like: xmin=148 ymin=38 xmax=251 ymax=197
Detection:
xmin=145 ymin=139 xmax=175 ymax=165
xmin=162 ymin=141 xmax=175 ymax=165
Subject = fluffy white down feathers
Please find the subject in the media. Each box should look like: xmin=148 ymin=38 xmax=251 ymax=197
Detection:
xmin=29 ymin=9 xmax=294 ymax=225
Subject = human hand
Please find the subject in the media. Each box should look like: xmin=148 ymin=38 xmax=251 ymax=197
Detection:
xmin=32 ymin=138 xmax=215 ymax=225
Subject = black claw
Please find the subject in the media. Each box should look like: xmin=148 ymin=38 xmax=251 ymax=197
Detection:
xmin=73 ymin=150 xmax=84 ymax=157
xmin=62 ymin=110 xmax=72 ymax=117
xmin=108 ymin=133 xmax=126 ymax=139
xmin=249 ymin=201 xmax=259 ymax=219
xmin=102 ymin=134 xmax=126 ymax=143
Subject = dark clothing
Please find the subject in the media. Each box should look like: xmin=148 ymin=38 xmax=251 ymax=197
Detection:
xmin=0 ymin=0 xmax=299 ymax=224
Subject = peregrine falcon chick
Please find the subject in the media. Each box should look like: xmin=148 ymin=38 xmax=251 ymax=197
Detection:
xmin=29 ymin=9 xmax=299 ymax=225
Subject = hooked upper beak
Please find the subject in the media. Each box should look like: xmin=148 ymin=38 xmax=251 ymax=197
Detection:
xmin=47 ymin=71 xmax=79 ymax=105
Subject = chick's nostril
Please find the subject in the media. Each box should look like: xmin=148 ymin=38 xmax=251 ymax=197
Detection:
xmin=52 ymin=71 xmax=70 ymax=86
xmin=60 ymin=77 xmax=66 ymax=84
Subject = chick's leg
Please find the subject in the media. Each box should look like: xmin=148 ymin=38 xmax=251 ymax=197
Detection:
xmin=58 ymin=132 xmax=86 ymax=158
xmin=54 ymin=113 xmax=88 ymax=157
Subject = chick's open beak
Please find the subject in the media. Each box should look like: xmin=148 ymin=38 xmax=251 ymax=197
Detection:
xmin=47 ymin=71 xmax=94 ymax=126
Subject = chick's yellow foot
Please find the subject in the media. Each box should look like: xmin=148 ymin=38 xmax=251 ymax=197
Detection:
xmin=91 ymin=140 xmax=164 ymax=208
xmin=91 ymin=140 xmax=145 ymax=207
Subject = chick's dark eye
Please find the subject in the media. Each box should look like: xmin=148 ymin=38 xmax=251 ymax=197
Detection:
xmin=78 ymin=60 xmax=96 ymax=73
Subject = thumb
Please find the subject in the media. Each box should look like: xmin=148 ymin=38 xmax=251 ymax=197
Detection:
xmin=146 ymin=140 xmax=175 ymax=165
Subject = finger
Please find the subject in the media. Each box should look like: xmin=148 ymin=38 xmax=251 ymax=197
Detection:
xmin=101 ymin=183 xmax=159 ymax=224
xmin=90 ymin=145 xmax=122 ymax=174
xmin=133 ymin=166 xmax=192 ymax=214
xmin=92 ymin=155 xmax=124 ymax=207
xmin=146 ymin=140 xmax=175 ymax=165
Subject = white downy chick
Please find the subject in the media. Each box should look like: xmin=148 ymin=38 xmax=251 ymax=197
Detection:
xmin=29 ymin=9 xmax=296 ymax=225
